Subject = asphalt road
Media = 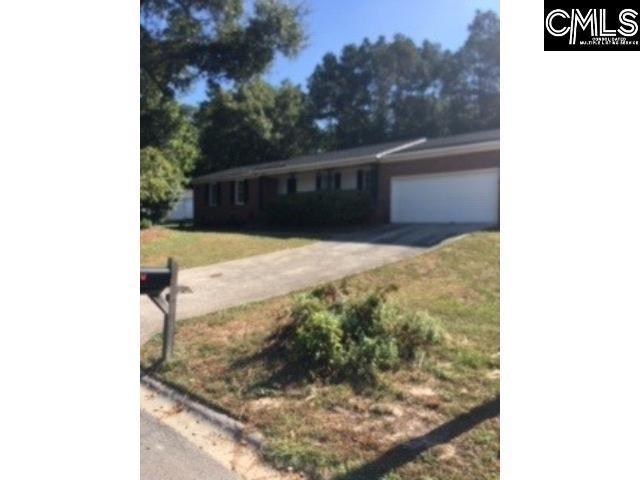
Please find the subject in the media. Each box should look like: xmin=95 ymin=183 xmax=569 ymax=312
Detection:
xmin=141 ymin=411 xmax=239 ymax=480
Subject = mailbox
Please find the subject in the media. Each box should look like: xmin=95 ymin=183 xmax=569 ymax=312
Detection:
xmin=141 ymin=258 xmax=179 ymax=363
xmin=140 ymin=267 xmax=172 ymax=295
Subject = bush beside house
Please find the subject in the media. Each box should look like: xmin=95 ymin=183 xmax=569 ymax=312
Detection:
xmin=265 ymin=191 xmax=374 ymax=227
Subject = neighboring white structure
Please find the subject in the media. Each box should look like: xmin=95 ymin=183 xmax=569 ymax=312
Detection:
xmin=165 ymin=189 xmax=193 ymax=222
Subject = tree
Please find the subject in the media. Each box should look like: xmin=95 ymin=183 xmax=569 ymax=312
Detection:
xmin=140 ymin=0 xmax=306 ymax=223
xmin=140 ymin=147 xmax=184 ymax=223
xmin=196 ymin=80 xmax=318 ymax=173
xmin=141 ymin=87 xmax=200 ymax=175
xmin=442 ymin=10 xmax=500 ymax=133
xmin=389 ymin=39 xmax=450 ymax=139
xmin=141 ymin=0 xmax=306 ymax=96
xmin=140 ymin=82 xmax=199 ymax=224
xmin=308 ymin=35 xmax=450 ymax=149
xmin=308 ymin=42 xmax=377 ymax=149
xmin=307 ymin=10 xmax=499 ymax=149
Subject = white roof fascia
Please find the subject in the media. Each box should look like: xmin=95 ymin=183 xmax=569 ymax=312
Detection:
xmin=379 ymin=140 xmax=499 ymax=164
xmin=375 ymin=138 xmax=427 ymax=158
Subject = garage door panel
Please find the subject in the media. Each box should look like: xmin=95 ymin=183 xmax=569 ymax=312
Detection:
xmin=391 ymin=169 xmax=499 ymax=223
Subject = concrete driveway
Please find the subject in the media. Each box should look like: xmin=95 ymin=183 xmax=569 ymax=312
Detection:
xmin=141 ymin=223 xmax=482 ymax=342
xmin=140 ymin=223 xmax=484 ymax=480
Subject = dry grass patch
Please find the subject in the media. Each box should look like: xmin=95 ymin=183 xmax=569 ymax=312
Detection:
xmin=141 ymin=232 xmax=500 ymax=479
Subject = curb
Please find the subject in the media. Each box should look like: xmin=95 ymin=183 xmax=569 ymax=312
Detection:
xmin=140 ymin=374 xmax=266 ymax=451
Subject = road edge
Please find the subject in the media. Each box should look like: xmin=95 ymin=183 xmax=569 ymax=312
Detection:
xmin=140 ymin=374 xmax=266 ymax=452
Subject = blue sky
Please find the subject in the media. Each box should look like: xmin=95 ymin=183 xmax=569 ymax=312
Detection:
xmin=178 ymin=0 xmax=500 ymax=105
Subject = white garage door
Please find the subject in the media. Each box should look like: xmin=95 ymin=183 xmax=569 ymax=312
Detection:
xmin=390 ymin=168 xmax=499 ymax=224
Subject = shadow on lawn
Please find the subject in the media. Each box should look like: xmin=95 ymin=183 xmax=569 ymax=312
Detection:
xmin=334 ymin=395 xmax=500 ymax=480
xmin=227 ymin=325 xmax=314 ymax=394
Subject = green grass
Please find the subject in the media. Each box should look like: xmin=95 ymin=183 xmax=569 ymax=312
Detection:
xmin=140 ymin=225 xmax=321 ymax=268
xmin=141 ymin=232 xmax=500 ymax=479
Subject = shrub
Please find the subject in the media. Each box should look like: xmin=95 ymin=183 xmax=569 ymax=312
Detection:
xmin=292 ymin=310 xmax=346 ymax=376
xmin=265 ymin=191 xmax=374 ymax=226
xmin=290 ymin=294 xmax=326 ymax=325
xmin=344 ymin=335 xmax=399 ymax=382
xmin=390 ymin=311 xmax=445 ymax=360
xmin=287 ymin=286 xmax=445 ymax=385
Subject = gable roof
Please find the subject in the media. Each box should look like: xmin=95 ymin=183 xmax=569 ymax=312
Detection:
xmin=191 ymin=129 xmax=499 ymax=184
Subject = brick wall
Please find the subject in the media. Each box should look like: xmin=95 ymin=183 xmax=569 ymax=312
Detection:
xmin=194 ymin=177 xmax=278 ymax=226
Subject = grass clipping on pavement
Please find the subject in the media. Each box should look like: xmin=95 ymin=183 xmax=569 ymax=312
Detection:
xmin=141 ymin=232 xmax=500 ymax=480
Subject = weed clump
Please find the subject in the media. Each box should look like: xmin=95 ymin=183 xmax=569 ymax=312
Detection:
xmin=287 ymin=283 xmax=444 ymax=385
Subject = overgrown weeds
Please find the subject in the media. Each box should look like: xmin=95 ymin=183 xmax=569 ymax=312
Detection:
xmin=285 ymin=283 xmax=445 ymax=386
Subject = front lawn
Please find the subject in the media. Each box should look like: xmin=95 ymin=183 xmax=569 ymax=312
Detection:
xmin=141 ymin=225 xmax=321 ymax=268
xmin=141 ymin=232 xmax=500 ymax=479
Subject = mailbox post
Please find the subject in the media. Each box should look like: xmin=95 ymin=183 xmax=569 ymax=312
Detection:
xmin=141 ymin=257 xmax=179 ymax=364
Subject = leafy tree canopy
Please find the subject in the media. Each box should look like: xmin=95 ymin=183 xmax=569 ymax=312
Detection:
xmin=141 ymin=0 xmax=306 ymax=96
xmin=196 ymin=79 xmax=318 ymax=173
xmin=140 ymin=147 xmax=184 ymax=223
xmin=140 ymin=0 xmax=306 ymax=223
xmin=442 ymin=10 xmax=500 ymax=133
xmin=307 ymin=9 xmax=499 ymax=150
xmin=141 ymin=85 xmax=200 ymax=175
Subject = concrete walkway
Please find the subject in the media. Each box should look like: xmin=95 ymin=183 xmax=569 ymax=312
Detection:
xmin=141 ymin=223 xmax=482 ymax=342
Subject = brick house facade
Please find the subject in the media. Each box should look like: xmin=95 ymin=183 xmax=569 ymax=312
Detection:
xmin=192 ymin=130 xmax=500 ymax=226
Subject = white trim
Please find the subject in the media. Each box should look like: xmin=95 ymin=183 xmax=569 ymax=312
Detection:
xmin=380 ymin=140 xmax=499 ymax=163
xmin=374 ymin=138 xmax=427 ymax=158
xmin=389 ymin=167 xmax=499 ymax=181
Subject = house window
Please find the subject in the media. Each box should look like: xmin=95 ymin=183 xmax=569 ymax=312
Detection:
xmin=286 ymin=175 xmax=297 ymax=195
xmin=333 ymin=172 xmax=341 ymax=190
xmin=316 ymin=171 xmax=340 ymax=191
xmin=235 ymin=180 xmax=247 ymax=205
xmin=357 ymin=169 xmax=374 ymax=192
xmin=208 ymin=183 xmax=219 ymax=207
xmin=365 ymin=170 xmax=374 ymax=190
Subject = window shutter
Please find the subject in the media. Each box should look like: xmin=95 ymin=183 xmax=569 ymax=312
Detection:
xmin=334 ymin=172 xmax=341 ymax=190
xmin=370 ymin=166 xmax=378 ymax=200
xmin=204 ymin=184 xmax=210 ymax=206
xmin=315 ymin=172 xmax=321 ymax=191
xmin=244 ymin=179 xmax=250 ymax=203
xmin=357 ymin=171 xmax=363 ymax=191
xmin=230 ymin=181 xmax=236 ymax=204
xmin=287 ymin=175 xmax=297 ymax=195
xmin=216 ymin=183 xmax=221 ymax=205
